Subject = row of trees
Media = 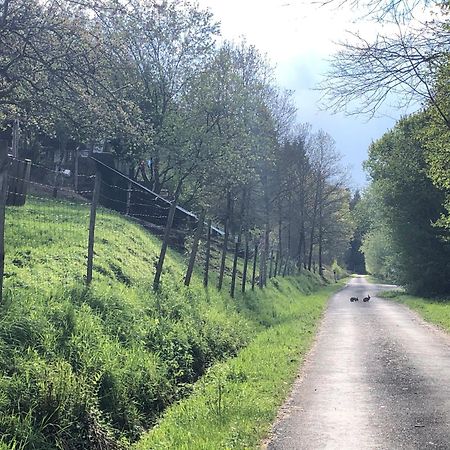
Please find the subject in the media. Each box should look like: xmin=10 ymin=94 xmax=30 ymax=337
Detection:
xmin=355 ymin=114 xmax=450 ymax=295
xmin=321 ymin=0 xmax=450 ymax=294
xmin=1 ymin=0 xmax=354 ymax=277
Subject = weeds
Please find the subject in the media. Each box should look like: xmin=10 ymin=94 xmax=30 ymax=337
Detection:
xmin=1 ymin=197 xmax=335 ymax=449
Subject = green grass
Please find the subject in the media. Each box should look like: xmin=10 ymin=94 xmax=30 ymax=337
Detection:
xmin=0 ymin=195 xmax=340 ymax=449
xmin=381 ymin=290 xmax=450 ymax=333
xmin=133 ymin=280 xmax=343 ymax=450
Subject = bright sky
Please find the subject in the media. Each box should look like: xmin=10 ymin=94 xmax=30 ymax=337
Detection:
xmin=196 ymin=0 xmax=411 ymax=189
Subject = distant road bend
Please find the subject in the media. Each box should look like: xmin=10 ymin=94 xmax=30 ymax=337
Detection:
xmin=267 ymin=277 xmax=450 ymax=450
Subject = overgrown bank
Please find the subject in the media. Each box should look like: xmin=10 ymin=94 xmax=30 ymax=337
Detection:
xmin=381 ymin=290 xmax=450 ymax=333
xmin=133 ymin=278 xmax=343 ymax=450
xmin=0 ymin=197 xmax=341 ymax=449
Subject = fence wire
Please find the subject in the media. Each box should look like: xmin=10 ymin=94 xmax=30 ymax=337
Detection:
xmin=1 ymin=155 xmax=271 ymax=299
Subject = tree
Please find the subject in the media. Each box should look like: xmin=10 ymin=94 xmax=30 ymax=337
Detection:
xmin=101 ymin=0 xmax=219 ymax=193
xmin=320 ymin=18 xmax=450 ymax=119
xmin=362 ymin=114 xmax=450 ymax=294
xmin=344 ymin=190 xmax=367 ymax=273
xmin=419 ymin=57 xmax=450 ymax=228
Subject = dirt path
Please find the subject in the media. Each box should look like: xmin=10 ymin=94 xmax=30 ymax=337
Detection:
xmin=266 ymin=276 xmax=450 ymax=449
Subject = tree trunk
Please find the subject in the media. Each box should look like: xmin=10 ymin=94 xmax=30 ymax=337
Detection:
xmin=74 ymin=147 xmax=79 ymax=192
xmin=152 ymin=153 xmax=161 ymax=194
xmin=308 ymin=180 xmax=320 ymax=271
xmin=263 ymin=222 xmax=269 ymax=286
xmin=251 ymin=243 xmax=258 ymax=290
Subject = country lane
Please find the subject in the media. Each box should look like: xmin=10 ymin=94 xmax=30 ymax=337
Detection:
xmin=266 ymin=276 xmax=450 ymax=450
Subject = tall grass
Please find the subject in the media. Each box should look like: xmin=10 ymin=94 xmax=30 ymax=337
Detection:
xmin=0 ymin=196 xmax=337 ymax=449
xmin=133 ymin=279 xmax=343 ymax=450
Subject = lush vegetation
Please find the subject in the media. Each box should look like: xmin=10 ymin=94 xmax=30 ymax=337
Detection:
xmin=0 ymin=0 xmax=354 ymax=277
xmin=321 ymin=0 xmax=450 ymax=294
xmin=381 ymin=290 xmax=450 ymax=333
xmin=0 ymin=2 xmax=357 ymax=446
xmin=354 ymin=115 xmax=450 ymax=295
xmin=0 ymin=196 xmax=338 ymax=449
xmin=133 ymin=278 xmax=342 ymax=450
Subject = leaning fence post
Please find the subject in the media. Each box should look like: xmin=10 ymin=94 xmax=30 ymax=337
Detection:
xmin=203 ymin=218 xmax=212 ymax=287
xmin=0 ymin=140 xmax=10 ymax=301
xmin=185 ymin=209 xmax=205 ymax=286
xmin=86 ymin=167 xmax=102 ymax=284
xmin=230 ymin=235 xmax=239 ymax=298
xmin=153 ymin=181 xmax=182 ymax=291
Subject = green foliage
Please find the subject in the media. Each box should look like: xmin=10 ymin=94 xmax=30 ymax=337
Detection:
xmin=0 ymin=197 xmax=332 ymax=448
xmin=331 ymin=260 xmax=349 ymax=279
xmin=133 ymin=277 xmax=342 ymax=450
xmin=361 ymin=114 xmax=450 ymax=295
xmin=419 ymin=58 xmax=450 ymax=229
xmin=361 ymin=227 xmax=397 ymax=281
xmin=344 ymin=190 xmax=366 ymax=274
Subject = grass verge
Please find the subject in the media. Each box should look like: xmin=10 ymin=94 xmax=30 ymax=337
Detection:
xmin=1 ymin=196 xmax=342 ymax=449
xmin=133 ymin=279 xmax=345 ymax=450
xmin=380 ymin=290 xmax=450 ymax=333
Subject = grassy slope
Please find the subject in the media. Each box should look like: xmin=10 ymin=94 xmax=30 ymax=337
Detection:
xmin=133 ymin=279 xmax=342 ymax=450
xmin=1 ymin=196 xmax=341 ymax=449
xmin=380 ymin=290 xmax=450 ymax=333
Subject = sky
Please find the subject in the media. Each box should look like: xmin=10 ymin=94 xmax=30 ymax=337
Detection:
xmin=196 ymin=0 xmax=410 ymax=189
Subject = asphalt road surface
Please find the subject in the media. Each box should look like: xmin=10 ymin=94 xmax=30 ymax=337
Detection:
xmin=266 ymin=276 xmax=450 ymax=450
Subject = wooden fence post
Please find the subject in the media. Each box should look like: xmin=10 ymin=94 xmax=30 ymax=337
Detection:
xmin=241 ymin=233 xmax=249 ymax=293
xmin=0 ymin=140 xmax=10 ymax=301
xmin=86 ymin=168 xmax=102 ymax=285
xmin=251 ymin=243 xmax=258 ymax=291
xmin=74 ymin=147 xmax=79 ymax=192
xmin=203 ymin=218 xmax=212 ymax=287
xmin=12 ymin=119 xmax=19 ymax=158
xmin=283 ymin=257 xmax=289 ymax=277
xmin=230 ymin=235 xmax=239 ymax=298
xmin=23 ymin=159 xmax=31 ymax=199
xmin=153 ymin=181 xmax=182 ymax=291
xmin=269 ymin=249 xmax=274 ymax=279
xmin=274 ymin=250 xmax=279 ymax=277
xmin=125 ymin=180 xmax=132 ymax=215
xmin=185 ymin=210 xmax=205 ymax=286
xmin=217 ymin=218 xmax=229 ymax=291
xmin=14 ymin=159 xmax=31 ymax=206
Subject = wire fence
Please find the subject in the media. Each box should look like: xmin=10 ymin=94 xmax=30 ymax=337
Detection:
xmin=0 ymin=145 xmax=294 ymax=301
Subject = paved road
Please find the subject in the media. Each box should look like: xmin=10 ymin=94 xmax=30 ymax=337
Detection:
xmin=267 ymin=276 xmax=450 ymax=450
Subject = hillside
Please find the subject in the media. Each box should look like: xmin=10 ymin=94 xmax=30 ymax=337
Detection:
xmin=0 ymin=196 xmax=339 ymax=449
